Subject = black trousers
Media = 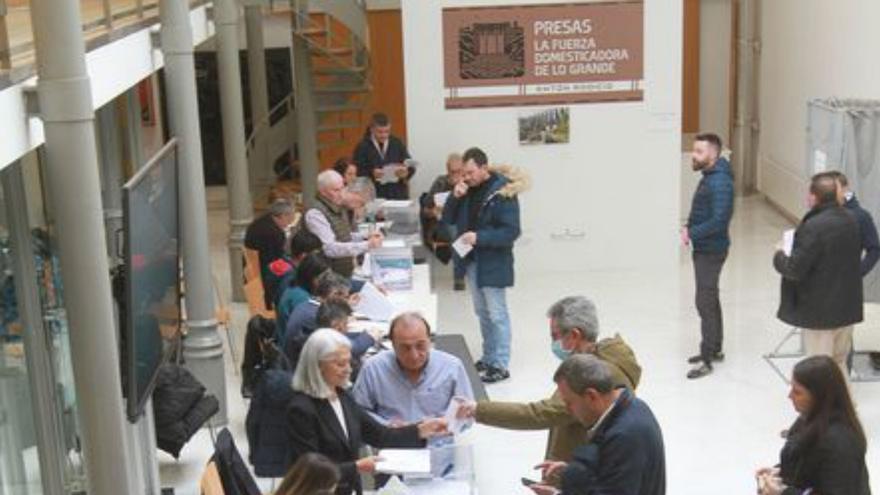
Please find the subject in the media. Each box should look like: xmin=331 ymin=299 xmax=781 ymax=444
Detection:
xmin=693 ymin=250 xmax=728 ymax=362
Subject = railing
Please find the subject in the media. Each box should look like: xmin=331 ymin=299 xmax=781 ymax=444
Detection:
xmin=0 ymin=0 xmax=208 ymax=74
xmin=245 ymin=92 xmax=294 ymax=154
xmin=286 ymin=0 xmax=371 ymax=82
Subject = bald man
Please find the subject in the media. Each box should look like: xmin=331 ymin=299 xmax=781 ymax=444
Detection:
xmin=352 ymin=312 xmax=474 ymax=426
xmin=305 ymin=170 xmax=383 ymax=277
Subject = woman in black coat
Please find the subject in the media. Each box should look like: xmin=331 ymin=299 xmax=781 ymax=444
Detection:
xmin=286 ymin=329 xmax=447 ymax=495
xmin=756 ymin=355 xmax=870 ymax=495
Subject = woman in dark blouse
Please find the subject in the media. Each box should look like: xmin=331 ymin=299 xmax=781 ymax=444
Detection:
xmin=286 ymin=329 xmax=447 ymax=495
xmin=756 ymin=355 xmax=870 ymax=495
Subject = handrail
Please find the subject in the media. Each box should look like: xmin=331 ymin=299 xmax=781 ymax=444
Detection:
xmin=246 ymin=93 xmax=295 ymax=152
xmin=288 ymin=8 xmax=370 ymax=83
xmin=318 ymin=0 xmax=368 ymax=47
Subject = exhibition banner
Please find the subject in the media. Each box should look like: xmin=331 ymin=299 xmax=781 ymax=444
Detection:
xmin=442 ymin=1 xmax=644 ymax=109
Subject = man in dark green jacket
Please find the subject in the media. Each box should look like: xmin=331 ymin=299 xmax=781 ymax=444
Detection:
xmin=457 ymin=296 xmax=641 ymax=461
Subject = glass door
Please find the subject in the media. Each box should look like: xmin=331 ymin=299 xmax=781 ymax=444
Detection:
xmin=0 ymin=167 xmax=45 ymax=495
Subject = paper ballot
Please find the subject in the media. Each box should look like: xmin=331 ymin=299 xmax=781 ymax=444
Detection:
xmin=452 ymin=235 xmax=473 ymax=258
xmin=383 ymin=200 xmax=414 ymax=209
xmin=354 ymin=282 xmax=396 ymax=322
xmin=444 ymin=397 xmax=474 ymax=435
xmin=381 ymin=165 xmax=403 ymax=185
xmin=782 ymin=229 xmax=795 ymax=256
xmin=433 ymin=191 xmax=451 ymax=208
xmin=376 ymin=449 xmax=432 ymax=476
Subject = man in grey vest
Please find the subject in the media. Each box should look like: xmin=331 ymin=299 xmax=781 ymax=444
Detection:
xmin=305 ymin=170 xmax=383 ymax=277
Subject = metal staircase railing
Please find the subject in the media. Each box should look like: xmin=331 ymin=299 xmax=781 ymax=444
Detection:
xmin=288 ymin=0 xmax=373 ymax=156
xmin=242 ymin=0 xmax=373 ymax=198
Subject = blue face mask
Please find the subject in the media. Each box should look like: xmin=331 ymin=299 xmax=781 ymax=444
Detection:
xmin=551 ymin=339 xmax=573 ymax=361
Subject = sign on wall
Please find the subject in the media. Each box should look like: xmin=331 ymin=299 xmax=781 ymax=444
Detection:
xmin=442 ymin=1 xmax=644 ymax=109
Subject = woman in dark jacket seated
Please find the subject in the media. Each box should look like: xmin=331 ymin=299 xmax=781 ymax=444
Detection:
xmin=756 ymin=355 xmax=870 ymax=495
xmin=286 ymin=329 xmax=448 ymax=495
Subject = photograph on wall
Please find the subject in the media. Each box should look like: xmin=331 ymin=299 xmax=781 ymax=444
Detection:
xmin=519 ymin=107 xmax=570 ymax=145
xmin=443 ymin=1 xmax=644 ymax=109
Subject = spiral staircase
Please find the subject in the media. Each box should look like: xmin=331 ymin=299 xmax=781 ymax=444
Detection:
xmin=290 ymin=0 xmax=372 ymax=168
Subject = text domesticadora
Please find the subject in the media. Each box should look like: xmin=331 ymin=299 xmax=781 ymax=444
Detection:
xmin=534 ymin=48 xmax=630 ymax=64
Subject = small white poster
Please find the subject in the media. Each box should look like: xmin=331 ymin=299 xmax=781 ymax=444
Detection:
xmin=813 ymin=149 xmax=828 ymax=173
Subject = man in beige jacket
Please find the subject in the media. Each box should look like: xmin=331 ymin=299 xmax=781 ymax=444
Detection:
xmin=457 ymin=296 xmax=641 ymax=462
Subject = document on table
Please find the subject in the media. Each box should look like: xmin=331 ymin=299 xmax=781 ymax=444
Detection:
xmin=408 ymin=481 xmax=473 ymax=495
xmin=382 ymin=239 xmax=407 ymax=249
xmin=376 ymin=448 xmax=432 ymax=476
xmin=383 ymin=199 xmax=414 ymax=208
xmin=353 ymin=282 xmax=395 ymax=322
xmin=782 ymin=229 xmax=795 ymax=256
xmin=452 ymin=235 xmax=473 ymax=258
xmin=433 ymin=191 xmax=451 ymax=208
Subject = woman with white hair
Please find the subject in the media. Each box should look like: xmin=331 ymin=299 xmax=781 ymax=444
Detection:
xmin=287 ymin=329 xmax=448 ymax=495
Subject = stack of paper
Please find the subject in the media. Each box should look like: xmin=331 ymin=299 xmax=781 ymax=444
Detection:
xmin=408 ymin=480 xmax=472 ymax=495
xmin=353 ymin=282 xmax=396 ymax=322
xmin=376 ymin=449 xmax=432 ymax=476
xmin=382 ymin=239 xmax=408 ymax=249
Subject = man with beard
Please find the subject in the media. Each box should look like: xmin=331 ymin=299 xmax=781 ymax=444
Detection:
xmin=681 ymin=133 xmax=734 ymax=379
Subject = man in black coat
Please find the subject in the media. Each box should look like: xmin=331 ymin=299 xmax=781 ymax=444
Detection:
xmin=773 ymin=172 xmax=863 ymax=380
xmin=529 ymin=355 xmax=665 ymax=495
xmin=352 ymin=112 xmax=415 ymax=200
xmin=828 ymin=171 xmax=880 ymax=371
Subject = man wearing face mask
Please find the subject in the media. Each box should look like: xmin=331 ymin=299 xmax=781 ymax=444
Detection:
xmin=456 ymin=296 xmax=640 ymax=462
xmin=682 ymin=133 xmax=735 ymax=380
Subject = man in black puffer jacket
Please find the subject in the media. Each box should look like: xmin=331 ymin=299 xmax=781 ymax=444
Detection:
xmin=773 ymin=172 xmax=863 ymax=380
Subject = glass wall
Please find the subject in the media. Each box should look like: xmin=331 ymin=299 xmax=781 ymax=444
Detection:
xmin=0 ymin=152 xmax=83 ymax=495
xmin=0 ymin=183 xmax=42 ymax=495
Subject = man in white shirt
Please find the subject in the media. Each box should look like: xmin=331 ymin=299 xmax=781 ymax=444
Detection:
xmin=305 ymin=170 xmax=383 ymax=277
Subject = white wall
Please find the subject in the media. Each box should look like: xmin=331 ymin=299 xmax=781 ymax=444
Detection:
xmin=402 ymin=0 xmax=682 ymax=276
xmin=758 ymin=0 xmax=880 ymax=217
xmin=698 ymin=0 xmax=731 ymax=144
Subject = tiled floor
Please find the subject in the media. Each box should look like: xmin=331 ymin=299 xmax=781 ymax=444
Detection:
xmin=162 ymin=187 xmax=880 ymax=495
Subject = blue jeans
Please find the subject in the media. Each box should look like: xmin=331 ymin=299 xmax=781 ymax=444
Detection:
xmin=466 ymin=263 xmax=511 ymax=369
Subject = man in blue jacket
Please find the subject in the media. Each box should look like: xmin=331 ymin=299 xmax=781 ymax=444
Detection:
xmin=442 ymin=147 xmax=524 ymax=383
xmin=682 ymin=133 xmax=734 ymax=379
